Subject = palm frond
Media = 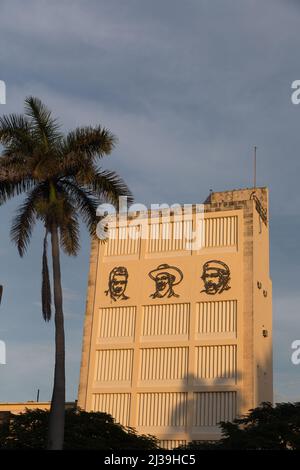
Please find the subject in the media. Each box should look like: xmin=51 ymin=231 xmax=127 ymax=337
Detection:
xmin=10 ymin=183 xmax=46 ymax=256
xmin=83 ymin=169 xmax=133 ymax=207
xmin=0 ymin=113 xmax=35 ymax=153
xmin=63 ymin=126 xmax=117 ymax=161
xmin=0 ymin=178 xmax=35 ymax=205
xmin=59 ymin=180 xmax=99 ymax=235
xmin=42 ymin=230 xmax=52 ymax=321
xmin=59 ymin=212 xmax=80 ymax=256
xmin=24 ymin=96 xmax=62 ymax=147
xmin=48 ymin=183 xmax=81 ymax=255
xmin=0 ymin=154 xmax=27 ymax=167
xmin=0 ymin=154 xmax=33 ymax=181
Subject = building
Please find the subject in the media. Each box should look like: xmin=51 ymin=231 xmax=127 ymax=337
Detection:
xmin=0 ymin=402 xmax=75 ymax=414
xmin=78 ymin=187 xmax=272 ymax=449
xmin=0 ymin=402 xmax=75 ymax=427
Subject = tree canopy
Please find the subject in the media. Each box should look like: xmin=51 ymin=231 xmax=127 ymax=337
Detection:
xmin=0 ymin=408 xmax=158 ymax=450
xmin=178 ymin=402 xmax=300 ymax=450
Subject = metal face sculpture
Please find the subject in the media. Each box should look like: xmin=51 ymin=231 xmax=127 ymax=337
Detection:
xmin=250 ymin=192 xmax=268 ymax=226
xmin=105 ymin=266 xmax=129 ymax=301
xmin=201 ymin=260 xmax=231 ymax=295
xmin=149 ymin=263 xmax=183 ymax=299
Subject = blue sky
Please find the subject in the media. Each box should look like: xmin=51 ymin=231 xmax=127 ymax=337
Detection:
xmin=0 ymin=0 xmax=300 ymax=402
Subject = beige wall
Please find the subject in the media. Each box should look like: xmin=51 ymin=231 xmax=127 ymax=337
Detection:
xmin=78 ymin=187 xmax=272 ymax=449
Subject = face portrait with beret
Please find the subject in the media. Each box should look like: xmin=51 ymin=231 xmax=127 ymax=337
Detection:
xmin=201 ymin=260 xmax=231 ymax=295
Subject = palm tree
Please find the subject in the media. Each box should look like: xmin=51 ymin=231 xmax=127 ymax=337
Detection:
xmin=0 ymin=97 xmax=133 ymax=449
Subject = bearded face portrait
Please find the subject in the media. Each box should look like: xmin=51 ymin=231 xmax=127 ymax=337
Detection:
xmin=201 ymin=260 xmax=231 ymax=295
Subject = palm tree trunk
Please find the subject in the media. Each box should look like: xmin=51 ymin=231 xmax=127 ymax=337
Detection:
xmin=47 ymin=223 xmax=65 ymax=450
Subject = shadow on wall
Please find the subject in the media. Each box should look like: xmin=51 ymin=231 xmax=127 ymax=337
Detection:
xmin=161 ymin=369 xmax=245 ymax=448
xmin=163 ymin=337 xmax=273 ymax=449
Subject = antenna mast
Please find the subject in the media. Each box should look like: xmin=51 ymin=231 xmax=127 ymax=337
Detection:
xmin=253 ymin=146 xmax=257 ymax=188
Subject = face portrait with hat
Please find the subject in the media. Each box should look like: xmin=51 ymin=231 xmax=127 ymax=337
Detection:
xmin=201 ymin=260 xmax=231 ymax=295
xmin=149 ymin=263 xmax=183 ymax=299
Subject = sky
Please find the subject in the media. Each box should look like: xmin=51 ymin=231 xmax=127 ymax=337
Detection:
xmin=0 ymin=0 xmax=300 ymax=403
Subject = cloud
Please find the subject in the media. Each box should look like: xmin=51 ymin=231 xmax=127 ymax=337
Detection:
xmin=0 ymin=0 xmax=299 ymax=402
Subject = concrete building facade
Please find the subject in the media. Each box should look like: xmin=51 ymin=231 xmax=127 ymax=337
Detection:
xmin=78 ymin=187 xmax=272 ymax=448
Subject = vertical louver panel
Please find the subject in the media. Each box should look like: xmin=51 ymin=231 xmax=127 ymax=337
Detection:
xmin=195 ymin=345 xmax=237 ymax=381
xmin=147 ymin=220 xmax=193 ymax=252
xmin=146 ymin=216 xmax=237 ymax=251
xmin=95 ymin=349 xmax=133 ymax=383
xmin=104 ymin=225 xmax=141 ymax=256
xmin=193 ymin=392 xmax=237 ymax=427
xmin=142 ymin=304 xmax=190 ymax=337
xmin=92 ymin=393 xmax=131 ymax=426
xmin=98 ymin=306 xmax=136 ymax=341
xmin=139 ymin=347 xmax=188 ymax=381
xmin=203 ymin=216 xmax=237 ymax=247
xmin=137 ymin=393 xmax=187 ymax=427
xmin=196 ymin=301 xmax=237 ymax=336
xmin=160 ymin=440 xmax=187 ymax=450
xmin=104 ymin=215 xmax=237 ymax=254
